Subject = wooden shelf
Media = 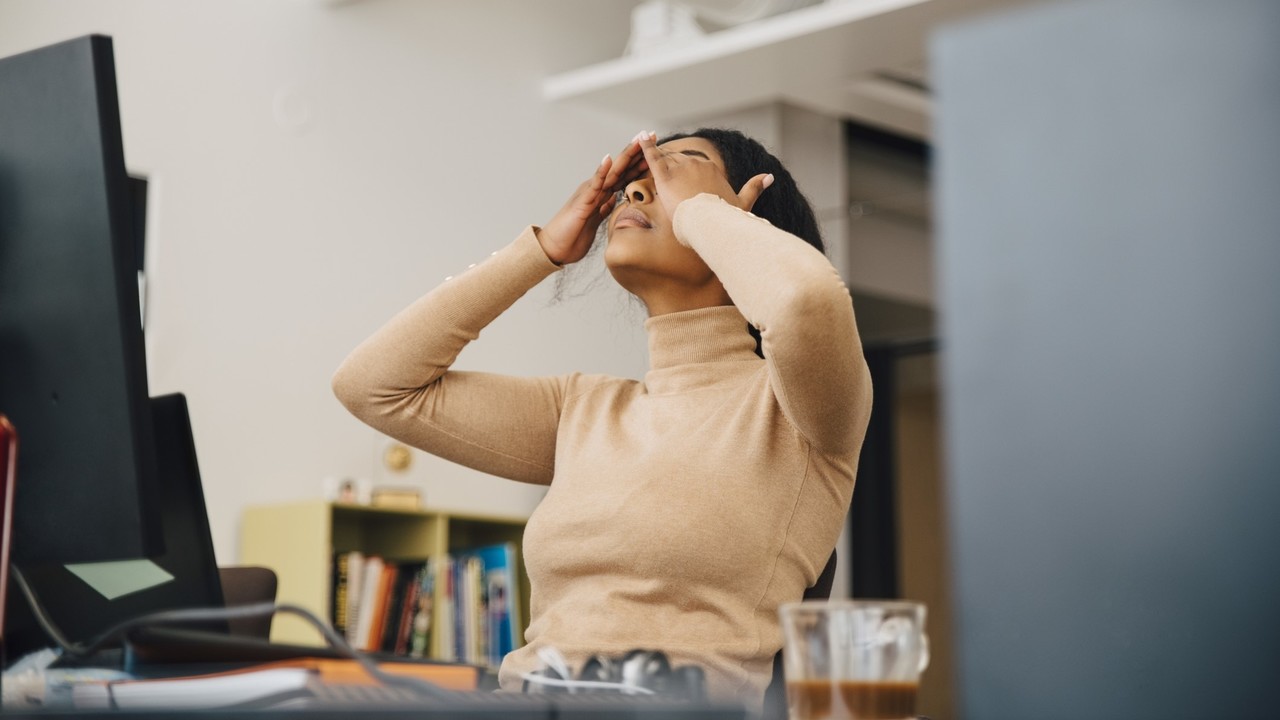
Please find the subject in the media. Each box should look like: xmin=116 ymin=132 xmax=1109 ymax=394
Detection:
xmin=240 ymin=500 xmax=528 ymax=661
xmin=543 ymin=0 xmax=1026 ymax=138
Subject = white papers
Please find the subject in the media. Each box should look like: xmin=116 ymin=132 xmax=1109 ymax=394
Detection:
xmin=72 ymin=668 xmax=310 ymax=710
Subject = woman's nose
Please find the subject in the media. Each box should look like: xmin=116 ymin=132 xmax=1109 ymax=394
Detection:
xmin=624 ymin=177 xmax=654 ymax=205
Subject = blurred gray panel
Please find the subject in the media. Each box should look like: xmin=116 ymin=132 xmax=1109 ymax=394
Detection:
xmin=932 ymin=1 xmax=1280 ymax=718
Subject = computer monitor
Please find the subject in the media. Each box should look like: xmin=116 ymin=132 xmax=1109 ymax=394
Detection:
xmin=3 ymin=394 xmax=229 ymax=664
xmin=0 ymin=34 xmax=163 ymax=565
xmin=933 ymin=1 xmax=1280 ymax=717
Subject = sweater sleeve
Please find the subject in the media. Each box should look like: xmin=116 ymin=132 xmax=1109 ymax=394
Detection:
xmin=331 ymin=227 xmax=568 ymax=485
xmin=673 ymin=193 xmax=872 ymax=456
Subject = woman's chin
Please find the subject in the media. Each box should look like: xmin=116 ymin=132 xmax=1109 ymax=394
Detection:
xmin=603 ymin=251 xmax=651 ymax=293
xmin=603 ymin=235 xmax=642 ymax=268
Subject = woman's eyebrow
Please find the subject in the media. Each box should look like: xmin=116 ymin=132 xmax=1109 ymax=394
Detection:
xmin=679 ymin=150 xmax=711 ymax=160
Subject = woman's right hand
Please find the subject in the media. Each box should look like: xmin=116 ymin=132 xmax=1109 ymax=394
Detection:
xmin=537 ymin=134 xmax=649 ymax=266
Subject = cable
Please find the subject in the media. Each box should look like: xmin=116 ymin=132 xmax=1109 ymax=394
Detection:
xmin=10 ymin=566 xmax=79 ymax=656
xmin=521 ymin=672 xmax=656 ymax=695
xmin=10 ymin=565 xmax=457 ymax=702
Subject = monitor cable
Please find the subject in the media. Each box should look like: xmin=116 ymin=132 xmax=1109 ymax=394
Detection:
xmin=8 ymin=565 xmax=457 ymax=702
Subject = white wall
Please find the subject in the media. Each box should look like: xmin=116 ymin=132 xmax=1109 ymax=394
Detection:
xmin=0 ymin=0 xmax=652 ymax=564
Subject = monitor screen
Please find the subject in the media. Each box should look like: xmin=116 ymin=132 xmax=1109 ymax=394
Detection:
xmin=0 ymin=34 xmax=163 ymax=565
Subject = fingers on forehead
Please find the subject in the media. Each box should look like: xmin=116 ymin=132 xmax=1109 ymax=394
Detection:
xmin=613 ymin=159 xmax=651 ymax=187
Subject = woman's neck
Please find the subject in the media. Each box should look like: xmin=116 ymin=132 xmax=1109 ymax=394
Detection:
xmin=615 ymin=274 xmax=733 ymax=317
xmin=642 ymin=293 xmax=734 ymax=317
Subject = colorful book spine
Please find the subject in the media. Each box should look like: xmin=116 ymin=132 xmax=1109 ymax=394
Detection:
xmin=408 ymin=560 xmax=435 ymax=658
xmin=449 ymin=542 xmax=520 ymax=668
xmin=392 ymin=565 xmax=421 ymax=656
xmin=367 ymin=561 xmax=397 ymax=651
xmin=439 ymin=556 xmax=455 ymax=662
xmin=330 ymin=545 xmax=519 ymax=666
xmin=353 ymin=555 xmax=384 ymax=651
xmin=343 ymin=551 xmax=366 ymax=646
xmin=385 ymin=561 xmax=423 ymax=654
xmin=331 ymin=552 xmax=350 ymax=636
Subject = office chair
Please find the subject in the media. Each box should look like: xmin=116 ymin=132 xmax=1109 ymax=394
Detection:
xmin=761 ymin=549 xmax=838 ymax=720
xmin=217 ymin=565 xmax=278 ymax=639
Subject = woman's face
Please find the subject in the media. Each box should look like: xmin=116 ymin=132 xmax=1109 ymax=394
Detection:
xmin=603 ymin=136 xmax=729 ymax=299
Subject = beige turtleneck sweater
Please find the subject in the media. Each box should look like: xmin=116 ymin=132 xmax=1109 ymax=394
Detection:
xmin=332 ymin=194 xmax=872 ymax=709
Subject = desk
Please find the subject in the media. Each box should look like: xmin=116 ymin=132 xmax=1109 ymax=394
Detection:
xmin=2 ymin=691 xmax=748 ymax=719
xmin=2 ymin=649 xmax=746 ymax=719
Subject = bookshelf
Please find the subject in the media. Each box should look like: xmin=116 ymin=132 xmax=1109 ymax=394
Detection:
xmin=239 ymin=500 xmax=528 ymax=662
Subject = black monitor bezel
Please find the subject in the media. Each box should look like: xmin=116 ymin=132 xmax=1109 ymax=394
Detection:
xmin=0 ymin=34 xmax=163 ymax=565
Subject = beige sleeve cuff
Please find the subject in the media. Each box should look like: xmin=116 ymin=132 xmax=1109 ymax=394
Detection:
xmin=506 ymin=224 xmax=564 ymax=280
xmin=671 ymin=193 xmax=771 ymax=247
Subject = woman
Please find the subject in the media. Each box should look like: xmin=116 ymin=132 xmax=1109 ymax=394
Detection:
xmin=332 ymin=128 xmax=872 ymax=709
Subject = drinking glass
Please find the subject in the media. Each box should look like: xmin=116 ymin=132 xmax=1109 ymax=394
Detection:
xmin=779 ymin=600 xmax=929 ymax=720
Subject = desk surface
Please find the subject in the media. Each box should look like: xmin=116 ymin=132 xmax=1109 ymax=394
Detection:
xmin=2 ymin=690 xmax=748 ymax=719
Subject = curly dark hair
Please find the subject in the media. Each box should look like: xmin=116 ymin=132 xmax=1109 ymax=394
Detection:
xmin=658 ymin=128 xmax=825 ymax=357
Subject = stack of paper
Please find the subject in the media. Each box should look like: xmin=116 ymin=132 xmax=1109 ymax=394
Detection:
xmin=70 ymin=657 xmax=480 ymax=711
xmin=73 ymin=667 xmax=309 ymax=710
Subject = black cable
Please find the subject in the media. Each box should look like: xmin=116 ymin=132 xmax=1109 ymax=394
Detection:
xmin=10 ymin=565 xmax=458 ymax=702
xmin=11 ymin=564 xmax=88 ymax=655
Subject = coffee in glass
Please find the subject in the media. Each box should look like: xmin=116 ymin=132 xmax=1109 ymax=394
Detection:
xmin=779 ymin=600 xmax=929 ymax=720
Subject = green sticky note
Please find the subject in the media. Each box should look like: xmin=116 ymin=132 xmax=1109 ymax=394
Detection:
xmin=65 ymin=559 xmax=175 ymax=601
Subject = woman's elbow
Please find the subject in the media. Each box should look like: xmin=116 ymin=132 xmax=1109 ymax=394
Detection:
xmin=774 ymin=276 xmax=853 ymax=330
xmin=331 ymin=357 xmax=372 ymax=417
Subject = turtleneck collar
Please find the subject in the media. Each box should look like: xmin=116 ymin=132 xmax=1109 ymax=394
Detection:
xmin=644 ymin=305 xmax=761 ymax=374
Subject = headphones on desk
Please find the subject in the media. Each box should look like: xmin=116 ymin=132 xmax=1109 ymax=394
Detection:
xmin=523 ymin=647 xmax=706 ymax=699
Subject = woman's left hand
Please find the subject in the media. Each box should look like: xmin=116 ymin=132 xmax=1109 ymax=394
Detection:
xmin=637 ymin=132 xmax=773 ymax=219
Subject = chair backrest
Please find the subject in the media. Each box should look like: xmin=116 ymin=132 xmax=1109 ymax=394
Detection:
xmin=218 ymin=565 xmax=278 ymax=639
xmin=761 ymin=550 xmax=838 ymax=720
xmin=802 ymin=550 xmax=839 ymax=604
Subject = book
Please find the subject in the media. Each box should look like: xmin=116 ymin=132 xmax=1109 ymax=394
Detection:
xmin=464 ymin=556 xmax=483 ymax=665
xmin=367 ymin=561 xmax=397 ymax=651
xmin=73 ymin=667 xmax=310 ymax=710
xmin=307 ymin=656 xmax=479 ymax=690
xmin=333 ymin=554 xmax=433 ymax=656
xmin=329 ymin=546 xmax=519 ymax=666
xmin=343 ymin=551 xmax=366 ymax=646
xmin=452 ymin=542 xmax=521 ymax=668
xmin=453 ymin=555 xmax=467 ymax=663
xmin=392 ymin=562 xmax=427 ymax=655
xmin=408 ymin=559 xmax=437 ymax=659
xmin=438 ymin=556 xmax=455 ymax=662
xmin=382 ymin=561 xmax=421 ymax=653
xmin=331 ymin=552 xmax=351 ymax=636
xmin=352 ymin=555 xmax=384 ymax=651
